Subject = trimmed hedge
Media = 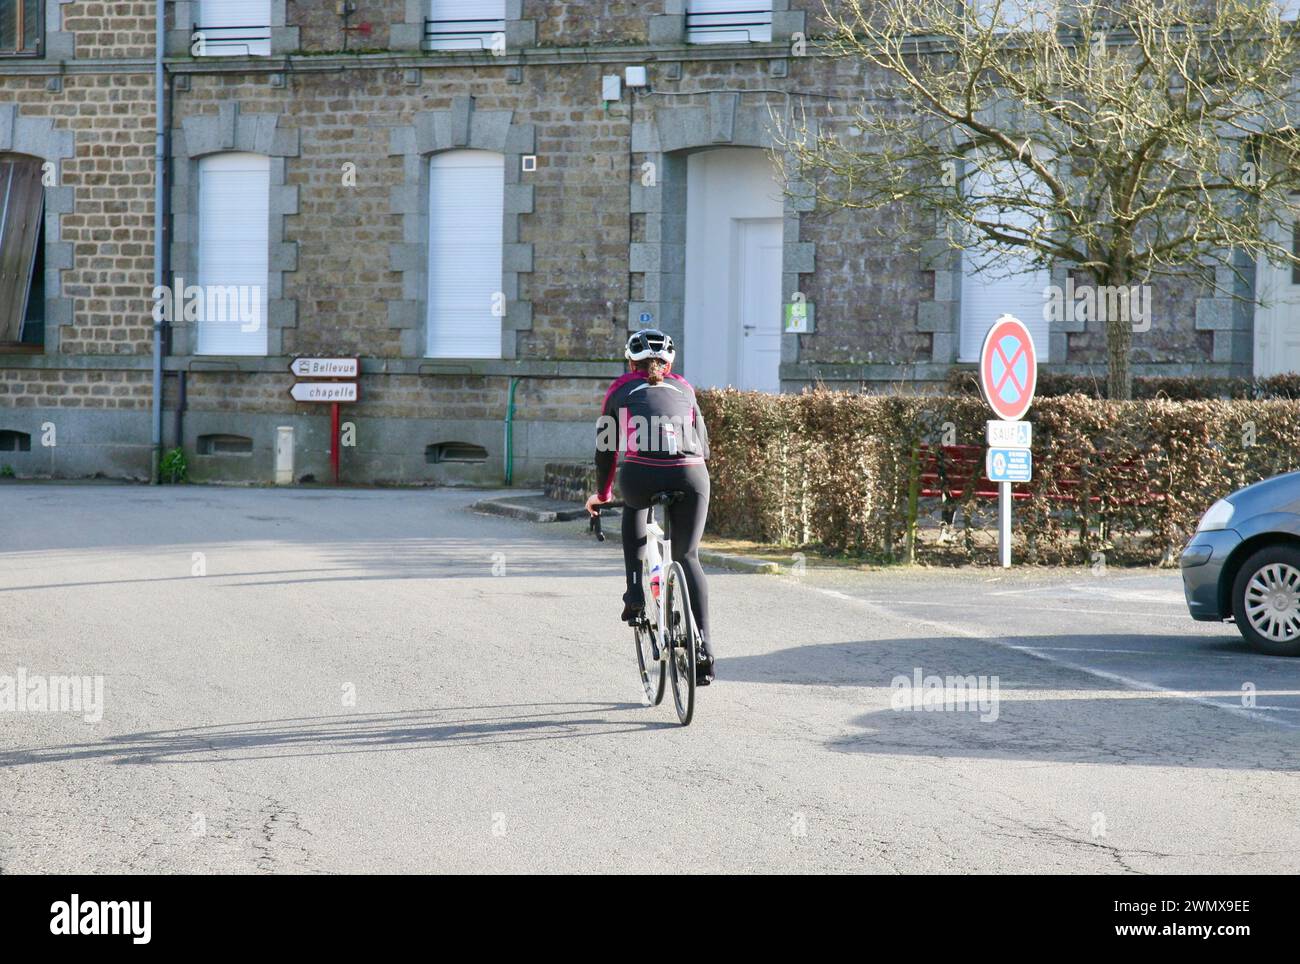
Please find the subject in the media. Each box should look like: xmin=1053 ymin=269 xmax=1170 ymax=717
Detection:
xmin=698 ymin=389 xmax=1300 ymax=564
xmin=944 ymin=368 xmax=1300 ymax=401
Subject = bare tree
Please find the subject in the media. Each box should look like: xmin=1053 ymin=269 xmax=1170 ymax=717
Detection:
xmin=778 ymin=0 xmax=1300 ymax=398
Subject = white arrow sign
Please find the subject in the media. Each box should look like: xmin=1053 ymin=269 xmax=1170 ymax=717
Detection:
xmin=289 ymin=357 xmax=360 ymax=378
xmin=289 ymin=381 xmax=359 ymax=403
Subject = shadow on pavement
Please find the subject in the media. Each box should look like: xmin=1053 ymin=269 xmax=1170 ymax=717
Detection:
xmin=719 ymin=633 xmax=1289 ymax=688
xmin=720 ymin=632 xmax=1300 ymax=769
xmin=0 ymin=702 xmax=671 ymax=766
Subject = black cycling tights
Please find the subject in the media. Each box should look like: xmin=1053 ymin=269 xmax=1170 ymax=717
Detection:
xmin=617 ymin=460 xmax=711 ymax=643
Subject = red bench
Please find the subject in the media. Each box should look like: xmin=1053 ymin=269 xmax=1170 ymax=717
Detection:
xmin=916 ymin=443 xmax=1030 ymax=504
xmin=915 ymin=442 xmax=1164 ymax=512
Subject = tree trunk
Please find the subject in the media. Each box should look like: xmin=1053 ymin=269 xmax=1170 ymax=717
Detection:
xmin=1099 ymin=268 xmax=1134 ymax=400
xmin=1106 ymin=313 xmax=1133 ymax=400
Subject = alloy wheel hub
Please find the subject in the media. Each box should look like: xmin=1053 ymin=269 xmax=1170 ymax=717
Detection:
xmin=1244 ymin=563 xmax=1300 ymax=641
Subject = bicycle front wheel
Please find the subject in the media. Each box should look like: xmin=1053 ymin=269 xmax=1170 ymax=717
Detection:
xmin=665 ymin=561 xmax=697 ymax=726
xmin=634 ymin=620 xmax=665 ymax=706
xmin=636 ymin=556 xmax=666 ymax=705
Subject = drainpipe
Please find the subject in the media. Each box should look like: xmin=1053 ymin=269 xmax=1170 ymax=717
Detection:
xmin=150 ymin=0 xmax=165 ymax=483
xmin=172 ymin=370 xmax=186 ymax=450
xmin=504 ymin=376 xmax=520 ymax=486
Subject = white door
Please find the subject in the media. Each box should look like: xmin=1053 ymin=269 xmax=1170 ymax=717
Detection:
xmin=684 ymin=148 xmax=784 ymax=389
xmin=196 ymin=152 xmax=269 ymax=356
xmin=734 ymin=218 xmax=783 ymax=392
xmin=959 ymin=158 xmax=1052 ymax=362
xmin=1255 ymin=215 xmax=1300 ymax=376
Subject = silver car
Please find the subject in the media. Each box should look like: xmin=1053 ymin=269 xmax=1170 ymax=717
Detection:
xmin=1182 ymin=471 xmax=1300 ymax=655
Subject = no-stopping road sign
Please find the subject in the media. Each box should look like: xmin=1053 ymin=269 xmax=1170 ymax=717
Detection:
xmin=979 ymin=314 xmax=1037 ymax=421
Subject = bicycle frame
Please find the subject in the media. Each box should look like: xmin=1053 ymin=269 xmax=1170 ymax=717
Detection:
xmin=643 ymin=508 xmax=670 ymax=656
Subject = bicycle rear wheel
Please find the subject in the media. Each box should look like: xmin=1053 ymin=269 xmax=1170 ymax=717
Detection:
xmin=665 ymin=561 xmax=697 ymax=726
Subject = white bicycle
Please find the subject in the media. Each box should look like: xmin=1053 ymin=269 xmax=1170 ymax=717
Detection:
xmin=591 ymin=491 xmax=701 ymax=726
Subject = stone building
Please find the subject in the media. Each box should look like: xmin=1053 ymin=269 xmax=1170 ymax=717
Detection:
xmin=0 ymin=2 xmax=1267 ymax=485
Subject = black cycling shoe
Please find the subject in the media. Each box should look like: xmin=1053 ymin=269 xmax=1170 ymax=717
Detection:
xmin=696 ymin=648 xmax=715 ymax=686
xmin=621 ymin=601 xmax=643 ymax=624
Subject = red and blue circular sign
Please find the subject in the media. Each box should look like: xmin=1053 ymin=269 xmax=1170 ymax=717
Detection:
xmin=979 ymin=314 xmax=1037 ymax=421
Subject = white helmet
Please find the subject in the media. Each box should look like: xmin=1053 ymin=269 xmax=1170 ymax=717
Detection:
xmin=625 ymin=328 xmax=676 ymax=365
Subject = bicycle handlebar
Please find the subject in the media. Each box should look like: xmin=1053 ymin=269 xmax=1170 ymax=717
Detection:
xmin=589 ymin=500 xmax=625 ymax=541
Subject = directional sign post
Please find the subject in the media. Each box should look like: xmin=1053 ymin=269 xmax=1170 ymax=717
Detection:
xmin=978 ymin=315 xmax=1037 ymax=568
xmin=288 ymin=357 xmax=360 ymax=485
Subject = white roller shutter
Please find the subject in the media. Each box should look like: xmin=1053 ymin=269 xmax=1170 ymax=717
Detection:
xmin=971 ymin=0 xmax=1054 ymax=31
xmin=427 ymin=150 xmax=504 ymax=359
xmin=196 ymin=152 xmax=270 ymax=357
xmin=427 ymin=0 xmax=506 ymax=50
xmin=959 ymin=160 xmax=1051 ymax=362
xmin=198 ymin=0 xmax=271 ymax=56
xmin=686 ymin=0 xmax=773 ymax=43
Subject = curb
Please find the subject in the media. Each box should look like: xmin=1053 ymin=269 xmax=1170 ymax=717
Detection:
xmin=471 ymin=498 xmax=590 ymax=523
xmin=698 ymin=550 xmax=781 ymax=575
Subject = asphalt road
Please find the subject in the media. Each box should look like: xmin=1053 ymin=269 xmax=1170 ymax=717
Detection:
xmin=1 ymin=483 xmax=1297 ymax=874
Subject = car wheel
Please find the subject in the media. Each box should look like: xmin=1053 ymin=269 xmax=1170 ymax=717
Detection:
xmin=1232 ymin=545 xmax=1300 ymax=656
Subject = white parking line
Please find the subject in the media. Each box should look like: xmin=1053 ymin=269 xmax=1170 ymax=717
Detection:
xmin=882 ymin=599 xmax=1186 ymax=618
xmin=1007 ymin=645 xmax=1243 ymax=659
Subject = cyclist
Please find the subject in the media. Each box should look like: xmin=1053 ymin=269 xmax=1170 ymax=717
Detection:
xmin=585 ymin=329 xmax=714 ymax=685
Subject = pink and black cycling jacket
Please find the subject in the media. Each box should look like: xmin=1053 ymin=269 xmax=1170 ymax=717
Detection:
xmin=594 ymin=371 xmax=711 ymax=501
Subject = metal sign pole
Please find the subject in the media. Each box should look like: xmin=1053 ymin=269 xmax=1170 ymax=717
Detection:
xmin=999 ymin=481 xmax=1011 ymax=568
xmin=331 ymin=401 xmax=341 ymax=485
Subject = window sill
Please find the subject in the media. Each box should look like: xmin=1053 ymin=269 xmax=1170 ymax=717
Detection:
xmin=0 ymin=343 xmax=44 ymax=355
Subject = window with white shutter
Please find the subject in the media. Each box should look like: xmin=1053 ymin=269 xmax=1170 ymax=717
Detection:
xmin=195 ymin=0 xmax=271 ymax=56
xmin=196 ymin=153 xmax=270 ymax=357
xmin=969 ymin=0 xmax=1053 ymax=32
xmin=427 ymin=150 xmax=504 ymax=359
xmin=686 ymin=0 xmax=773 ymax=43
xmin=425 ymin=0 xmax=506 ymax=51
xmin=959 ymin=159 xmax=1051 ymax=362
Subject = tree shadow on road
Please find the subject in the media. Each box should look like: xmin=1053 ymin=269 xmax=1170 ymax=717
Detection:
xmin=0 ymin=702 xmax=674 ymax=767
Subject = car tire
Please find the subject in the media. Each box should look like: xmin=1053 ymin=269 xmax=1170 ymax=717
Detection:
xmin=1232 ymin=544 xmax=1300 ymax=656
